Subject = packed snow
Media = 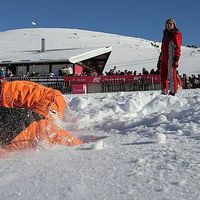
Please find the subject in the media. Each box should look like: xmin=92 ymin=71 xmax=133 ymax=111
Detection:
xmin=1 ymin=89 xmax=200 ymax=200
xmin=0 ymin=28 xmax=200 ymax=200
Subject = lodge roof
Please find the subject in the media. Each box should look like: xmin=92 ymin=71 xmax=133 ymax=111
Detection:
xmin=0 ymin=46 xmax=112 ymax=66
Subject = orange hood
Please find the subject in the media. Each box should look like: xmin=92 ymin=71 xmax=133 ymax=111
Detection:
xmin=0 ymin=81 xmax=66 ymax=119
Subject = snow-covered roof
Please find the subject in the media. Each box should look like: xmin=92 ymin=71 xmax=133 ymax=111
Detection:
xmin=0 ymin=46 xmax=112 ymax=65
xmin=68 ymin=46 xmax=112 ymax=64
xmin=0 ymin=28 xmax=112 ymax=65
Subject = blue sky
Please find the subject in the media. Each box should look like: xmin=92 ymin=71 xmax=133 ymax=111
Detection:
xmin=0 ymin=0 xmax=200 ymax=46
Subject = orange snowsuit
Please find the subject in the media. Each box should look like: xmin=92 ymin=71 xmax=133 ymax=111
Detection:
xmin=0 ymin=81 xmax=82 ymax=151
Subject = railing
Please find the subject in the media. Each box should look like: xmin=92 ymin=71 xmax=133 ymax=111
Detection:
xmin=7 ymin=75 xmax=161 ymax=94
xmin=7 ymin=76 xmax=71 ymax=93
xmin=101 ymin=76 xmax=161 ymax=93
xmin=65 ymin=75 xmax=161 ymax=94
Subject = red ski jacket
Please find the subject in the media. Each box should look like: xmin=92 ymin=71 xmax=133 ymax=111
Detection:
xmin=161 ymin=29 xmax=182 ymax=65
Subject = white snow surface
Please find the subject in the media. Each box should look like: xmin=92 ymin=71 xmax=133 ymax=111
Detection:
xmin=1 ymin=89 xmax=200 ymax=200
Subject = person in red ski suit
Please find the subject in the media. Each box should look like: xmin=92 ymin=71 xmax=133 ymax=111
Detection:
xmin=157 ymin=18 xmax=182 ymax=96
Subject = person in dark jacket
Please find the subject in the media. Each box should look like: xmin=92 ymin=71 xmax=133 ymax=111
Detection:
xmin=157 ymin=18 xmax=182 ymax=96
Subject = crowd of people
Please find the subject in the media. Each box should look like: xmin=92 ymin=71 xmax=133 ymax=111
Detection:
xmin=1 ymin=65 xmax=200 ymax=90
xmin=0 ymin=68 xmax=13 ymax=78
xmin=181 ymin=73 xmax=200 ymax=89
xmin=105 ymin=66 xmax=159 ymax=76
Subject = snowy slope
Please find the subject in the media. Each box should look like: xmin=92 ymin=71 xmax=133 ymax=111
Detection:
xmin=1 ymin=89 xmax=200 ymax=200
xmin=0 ymin=28 xmax=200 ymax=75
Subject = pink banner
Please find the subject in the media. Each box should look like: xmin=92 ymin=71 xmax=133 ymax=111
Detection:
xmin=71 ymin=84 xmax=87 ymax=94
xmin=64 ymin=75 xmax=161 ymax=84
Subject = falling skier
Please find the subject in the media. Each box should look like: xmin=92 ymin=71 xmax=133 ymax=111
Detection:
xmin=0 ymin=80 xmax=82 ymax=153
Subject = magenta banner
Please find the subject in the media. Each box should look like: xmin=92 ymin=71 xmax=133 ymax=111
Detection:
xmin=64 ymin=75 xmax=161 ymax=85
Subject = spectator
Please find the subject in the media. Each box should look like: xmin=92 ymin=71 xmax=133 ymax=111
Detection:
xmin=182 ymin=73 xmax=190 ymax=89
xmin=60 ymin=65 xmax=73 ymax=76
xmin=0 ymin=68 xmax=5 ymax=79
xmin=142 ymin=68 xmax=149 ymax=75
xmin=150 ymin=69 xmax=155 ymax=75
xmin=49 ymin=72 xmax=55 ymax=78
xmin=65 ymin=65 xmax=73 ymax=76
xmin=112 ymin=66 xmax=117 ymax=74
xmin=5 ymin=69 xmax=13 ymax=77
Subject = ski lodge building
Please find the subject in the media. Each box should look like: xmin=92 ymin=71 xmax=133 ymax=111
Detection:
xmin=0 ymin=38 xmax=112 ymax=76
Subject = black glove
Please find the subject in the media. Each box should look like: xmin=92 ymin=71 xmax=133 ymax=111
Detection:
xmin=157 ymin=59 xmax=161 ymax=70
xmin=173 ymin=56 xmax=179 ymax=68
xmin=173 ymin=61 xmax=179 ymax=68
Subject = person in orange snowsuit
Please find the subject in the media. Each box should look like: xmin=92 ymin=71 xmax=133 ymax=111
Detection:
xmin=0 ymin=80 xmax=82 ymax=152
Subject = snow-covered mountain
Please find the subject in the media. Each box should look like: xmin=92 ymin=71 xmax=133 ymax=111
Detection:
xmin=0 ymin=28 xmax=200 ymax=75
